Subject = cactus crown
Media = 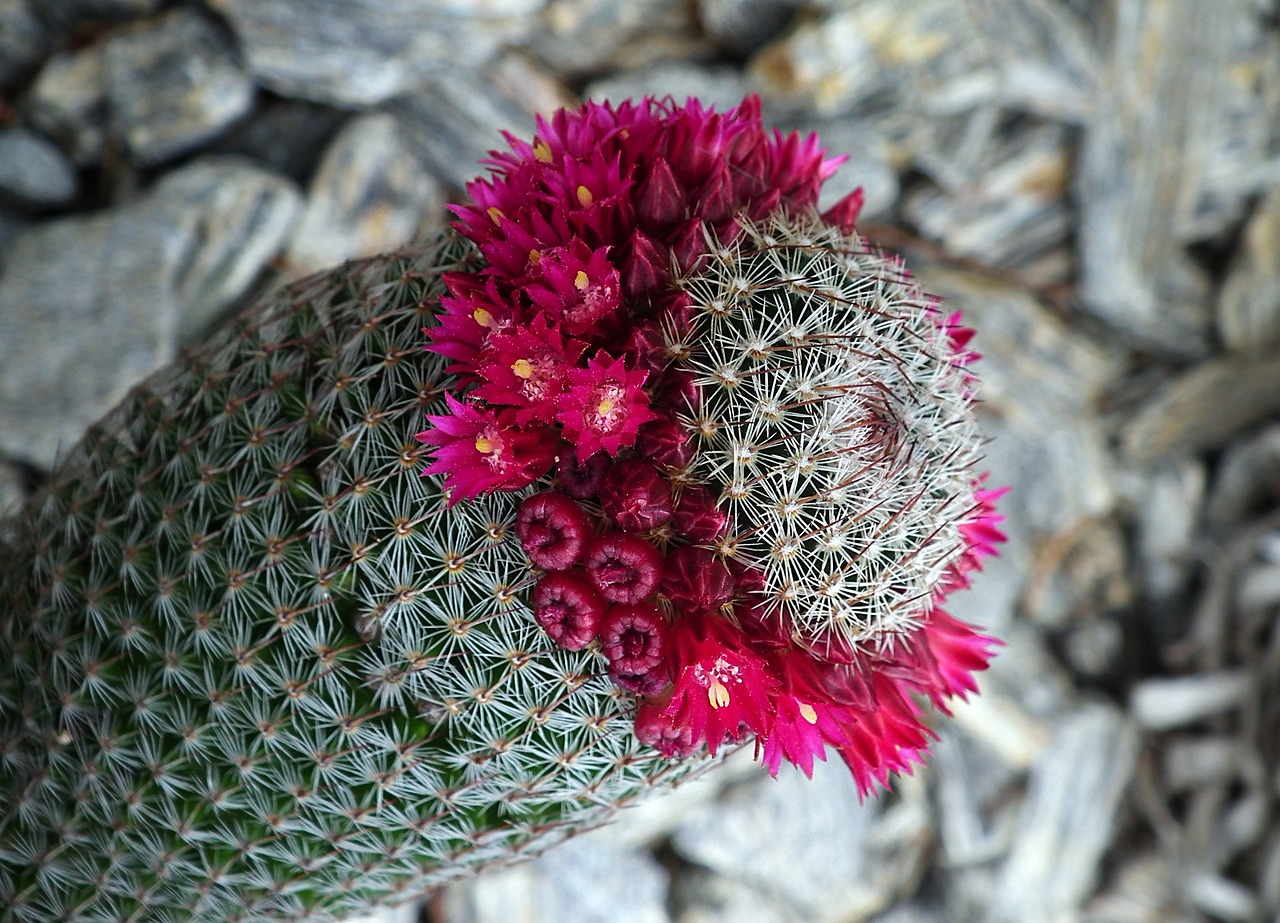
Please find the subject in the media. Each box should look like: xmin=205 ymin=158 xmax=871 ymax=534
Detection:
xmin=680 ymin=213 xmax=984 ymax=650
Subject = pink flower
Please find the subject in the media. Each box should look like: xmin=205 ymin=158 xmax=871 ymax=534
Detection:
xmin=417 ymin=395 xmax=555 ymax=503
xmin=556 ymin=352 xmax=658 ymax=458
xmin=473 ymin=314 xmax=583 ymax=425
xmin=525 ymin=240 xmax=623 ymax=337
xmin=662 ymin=614 xmax=779 ymax=756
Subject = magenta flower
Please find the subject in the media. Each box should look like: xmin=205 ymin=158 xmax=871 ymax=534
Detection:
xmin=556 ymin=352 xmax=658 ymax=459
xmin=660 ymin=614 xmax=779 ymax=757
xmin=474 ymin=314 xmax=584 ymax=425
xmin=416 ymin=395 xmax=554 ymax=502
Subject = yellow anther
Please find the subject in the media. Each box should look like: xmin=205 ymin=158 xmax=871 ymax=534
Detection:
xmin=533 ymin=139 xmax=553 ymax=163
xmin=798 ymin=702 xmax=818 ymax=725
xmin=486 ymin=206 xmax=505 ymax=225
xmin=472 ymin=307 xmax=495 ymax=328
xmin=474 ymin=435 xmax=495 ymax=454
xmin=597 ymin=398 xmax=615 ymax=416
xmin=574 ymin=270 xmax=590 ymax=290
xmin=576 ymin=185 xmax=593 ymax=207
xmin=511 ymin=359 xmax=534 ymax=379
xmin=528 ymin=249 xmax=541 ymax=265
xmin=708 ymin=682 xmax=731 ymax=709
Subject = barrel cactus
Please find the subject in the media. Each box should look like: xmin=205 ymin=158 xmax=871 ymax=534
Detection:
xmin=0 ymin=96 xmax=1005 ymax=922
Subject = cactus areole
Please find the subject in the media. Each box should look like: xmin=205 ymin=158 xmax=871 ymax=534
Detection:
xmin=0 ymin=97 xmax=1006 ymax=922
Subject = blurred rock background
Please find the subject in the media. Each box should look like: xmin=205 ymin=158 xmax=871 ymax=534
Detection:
xmin=1 ymin=1 xmax=1279 ymax=921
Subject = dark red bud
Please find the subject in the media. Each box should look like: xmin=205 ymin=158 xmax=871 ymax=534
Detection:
xmin=584 ymin=532 xmax=664 ymax=603
xmin=611 ymin=662 xmax=672 ymax=696
xmin=637 ymin=156 xmax=687 ymax=226
xmin=532 ymin=571 xmax=606 ymax=651
xmin=669 ymin=217 xmax=708 ymax=272
xmin=557 ymin=449 xmax=609 ymax=500
xmin=673 ymin=485 xmax=727 ymax=543
xmin=516 ymin=491 xmax=591 ymax=570
xmin=599 ymin=603 xmax=669 ymax=677
xmin=661 ymin=546 xmax=734 ymax=613
xmin=698 ymin=163 xmax=736 ymax=225
xmin=599 ymin=459 xmax=673 ymax=533
xmin=637 ymin=416 xmax=694 ymax=470
xmin=634 ymin=693 xmax=698 ymax=757
xmin=623 ymin=228 xmax=665 ymax=298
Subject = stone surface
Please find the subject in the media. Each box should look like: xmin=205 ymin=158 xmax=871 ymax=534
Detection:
xmin=697 ymin=0 xmax=800 ymax=57
xmin=1122 ymin=354 xmax=1280 ymax=462
xmin=0 ymin=460 xmax=26 ymax=519
xmin=0 ymin=126 xmax=79 ymax=209
xmin=531 ymin=0 xmax=711 ymax=78
xmin=24 ymin=43 xmax=108 ymax=166
xmin=0 ymin=0 xmax=49 ymax=89
xmin=285 ymin=111 xmax=444 ymax=276
xmin=585 ymin=63 xmax=752 ymax=114
xmin=903 ymin=122 xmax=1072 ymax=268
xmin=101 ymin=8 xmax=256 ymax=164
xmin=33 ymin=0 xmax=167 ymax=29
xmin=1075 ymin=0 xmax=1278 ymax=356
xmin=208 ymin=98 xmax=348 ymax=183
xmin=1129 ymin=671 xmax=1252 ymax=731
xmin=147 ymin=157 xmax=301 ymax=341
xmin=387 ymin=70 xmax=541 ymax=192
xmin=1218 ymin=183 xmax=1280 ymax=353
xmin=0 ymin=158 xmax=299 ymax=465
xmin=987 ymin=705 xmax=1139 ymax=923
xmin=440 ymin=833 xmax=670 ymax=923
xmin=671 ymin=760 xmax=929 ymax=921
xmin=207 ymin=0 xmax=540 ymax=107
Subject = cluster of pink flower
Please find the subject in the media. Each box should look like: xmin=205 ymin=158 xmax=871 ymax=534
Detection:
xmin=418 ymin=96 xmax=1004 ymax=793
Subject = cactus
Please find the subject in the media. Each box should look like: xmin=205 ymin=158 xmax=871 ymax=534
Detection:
xmin=0 ymin=97 xmax=1004 ymax=922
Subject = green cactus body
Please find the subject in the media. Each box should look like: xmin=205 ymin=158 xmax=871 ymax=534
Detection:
xmin=0 ymin=233 xmax=702 ymax=922
xmin=0 ymin=96 xmax=1003 ymax=922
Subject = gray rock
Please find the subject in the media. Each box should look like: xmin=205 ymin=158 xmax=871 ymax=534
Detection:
xmin=531 ymin=0 xmax=712 ymax=79
xmin=585 ymin=63 xmax=753 ymax=114
xmin=102 ymin=8 xmax=256 ymax=164
xmin=1218 ymin=183 xmax=1280 ymax=353
xmin=903 ymin=123 xmax=1073 ymax=270
xmin=145 ymin=157 xmax=301 ymax=342
xmin=0 ymin=204 xmax=28 ymax=257
xmin=749 ymin=0 xmax=1095 ymax=121
xmin=440 ymin=833 xmax=670 ymax=923
xmin=0 ymin=0 xmax=50 ymax=89
xmin=987 ymin=705 xmax=1139 ymax=923
xmin=773 ymin=115 xmax=899 ymax=221
xmin=1205 ymin=425 xmax=1280 ymax=529
xmin=209 ymin=98 xmax=350 ymax=182
xmin=1121 ymin=353 xmax=1280 ymax=461
xmin=387 ymin=70 xmax=540 ymax=193
xmin=1075 ymin=0 xmax=1276 ymax=356
xmin=698 ymin=0 xmax=801 ymax=57
xmin=0 ymin=210 xmax=182 ymax=467
xmin=31 ymin=0 xmax=167 ymax=29
xmin=286 ymin=111 xmax=444 ymax=276
xmin=206 ymin=0 xmax=540 ymax=107
xmin=1133 ymin=460 xmax=1206 ymax=605
xmin=0 ymin=158 xmax=299 ymax=467
xmin=0 ymin=126 xmax=79 ymax=209
xmin=23 ymin=43 xmax=108 ymax=166
xmin=670 ymin=760 xmax=929 ymax=921
xmin=671 ymin=868 xmax=793 ymax=923
xmin=1129 ymin=671 xmax=1252 ymax=731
